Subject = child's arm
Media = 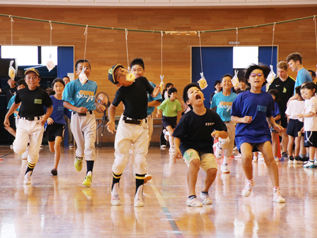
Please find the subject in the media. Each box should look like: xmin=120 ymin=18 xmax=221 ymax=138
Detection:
xmin=211 ymin=130 xmax=228 ymax=140
xmin=40 ymin=106 xmax=53 ymax=126
xmin=156 ymin=109 xmax=161 ymax=117
xmin=267 ymin=116 xmax=283 ymax=132
xmin=231 ymin=115 xmax=252 ymax=124
xmin=274 ymin=114 xmax=281 ymax=122
xmin=63 ymin=101 xmax=88 ymax=114
xmin=151 ymin=84 xmax=161 ymax=98
xmin=3 ymin=102 xmax=20 ymax=127
xmin=106 ymin=104 xmax=117 ymax=134
xmin=296 ymin=111 xmax=315 ymax=118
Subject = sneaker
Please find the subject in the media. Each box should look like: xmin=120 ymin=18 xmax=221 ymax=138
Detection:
xmin=221 ymin=163 xmax=230 ymax=174
xmin=111 ymin=194 xmax=121 ymax=206
xmin=252 ymin=157 xmax=258 ymax=163
xmin=40 ymin=145 xmax=43 ymax=150
xmin=214 ymin=142 xmax=223 ymax=159
xmin=69 ymin=144 xmax=74 ymax=149
xmin=303 ymin=160 xmax=316 ymax=169
xmin=281 ymin=152 xmax=288 ymax=160
xmin=186 ymin=197 xmax=203 ymax=207
xmin=242 ymin=179 xmax=255 ymax=197
xmin=51 ymin=168 xmax=57 ymax=176
xmin=160 ymin=145 xmax=166 ymax=150
xmin=163 ymin=129 xmax=169 ymax=141
xmin=314 ymin=160 xmax=317 ymax=167
xmin=134 ymin=198 xmax=144 ymax=207
xmin=275 ymin=157 xmax=280 ymax=162
xmin=294 ymin=156 xmax=302 ymax=164
xmin=300 ymin=156 xmax=309 ymax=163
xmin=169 ymin=147 xmax=175 ymax=154
xmin=74 ymin=157 xmax=83 ymax=171
xmin=273 ymin=189 xmax=286 ymax=203
xmin=288 ymin=156 xmax=294 ymax=164
xmin=199 ymin=192 xmax=213 ymax=205
xmin=144 ymin=174 xmax=152 ymax=184
xmin=82 ymin=175 xmax=92 ymax=187
xmin=23 ymin=172 xmax=32 ymax=185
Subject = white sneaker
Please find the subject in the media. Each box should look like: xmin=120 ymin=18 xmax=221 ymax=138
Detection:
xmin=144 ymin=174 xmax=152 ymax=184
xmin=242 ymin=179 xmax=255 ymax=197
xmin=111 ymin=194 xmax=121 ymax=206
xmin=163 ymin=129 xmax=169 ymax=141
xmin=199 ymin=192 xmax=213 ymax=205
xmin=186 ymin=197 xmax=203 ymax=207
xmin=221 ymin=163 xmax=230 ymax=174
xmin=252 ymin=156 xmax=258 ymax=163
xmin=214 ymin=142 xmax=223 ymax=159
xmin=169 ymin=147 xmax=175 ymax=154
xmin=23 ymin=171 xmax=32 ymax=185
xmin=134 ymin=198 xmax=144 ymax=207
xmin=273 ymin=189 xmax=285 ymax=203
xmin=303 ymin=160 xmax=316 ymax=168
xmin=275 ymin=157 xmax=280 ymax=162
xmin=160 ymin=145 xmax=166 ymax=150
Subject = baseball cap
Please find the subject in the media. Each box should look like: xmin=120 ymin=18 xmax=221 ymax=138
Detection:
xmin=108 ymin=64 xmax=123 ymax=84
xmin=24 ymin=68 xmax=40 ymax=76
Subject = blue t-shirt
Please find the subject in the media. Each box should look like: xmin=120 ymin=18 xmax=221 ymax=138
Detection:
xmin=211 ymin=92 xmax=237 ymax=122
xmin=62 ymin=79 xmax=97 ymax=111
xmin=45 ymin=96 xmax=71 ymax=129
xmin=7 ymin=94 xmax=19 ymax=117
xmin=294 ymin=68 xmax=312 ymax=94
xmin=147 ymin=81 xmax=162 ymax=116
xmin=272 ymin=101 xmax=280 ymax=124
xmin=231 ymin=91 xmax=274 ymax=150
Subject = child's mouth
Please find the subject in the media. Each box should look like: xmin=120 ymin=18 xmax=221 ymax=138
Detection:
xmin=195 ymin=94 xmax=201 ymax=100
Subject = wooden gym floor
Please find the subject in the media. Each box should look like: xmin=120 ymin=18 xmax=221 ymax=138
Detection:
xmin=0 ymin=145 xmax=316 ymax=238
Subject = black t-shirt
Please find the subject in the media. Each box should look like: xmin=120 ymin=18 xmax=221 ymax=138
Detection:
xmin=15 ymin=87 xmax=53 ymax=117
xmin=268 ymin=76 xmax=295 ymax=116
xmin=112 ymin=77 xmax=154 ymax=119
xmin=1 ymin=86 xmax=17 ymax=103
xmin=173 ymin=109 xmax=227 ymax=154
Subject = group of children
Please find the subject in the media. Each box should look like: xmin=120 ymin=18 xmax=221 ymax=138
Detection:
xmin=9 ymin=52 xmax=317 ymax=208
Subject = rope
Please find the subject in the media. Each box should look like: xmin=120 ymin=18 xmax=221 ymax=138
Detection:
xmin=161 ymin=31 xmax=163 ymax=76
xmin=9 ymin=15 xmax=14 ymax=45
xmin=236 ymin=27 xmax=238 ymax=46
xmin=198 ymin=31 xmax=203 ymax=73
xmin=314 ymin=16 xmax=317 ymax=67
xmin=49 ymin=20 xmax=53 ymax=46
xmin=84 ymin=25 xmax=88 ymax=61
xmin=271 ymin=22 xmax=276 ymax=66
xmin=125 ymin=29 xmax=129 ymax=70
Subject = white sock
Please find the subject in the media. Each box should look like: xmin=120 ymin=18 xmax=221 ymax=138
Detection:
xmin=223 ymin=156 xmax=230 ymax=164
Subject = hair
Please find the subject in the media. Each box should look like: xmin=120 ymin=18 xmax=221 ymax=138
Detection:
xmin=221 ymin=74 xmax=233 ymax=81
xmin=16 ymin=79 xmax=27 ymax=88
xmin=130 ymin=58 xmax=145 ymax=70
xmin=168 ymin=87 xmax=177 ymax=97
xmin=214 ymin=80 xmax=221 ymax=87
xmin=46 ymin=87 xmax=55 ymax=96
xmin=165 ymin=83 xmax=174 ymax=90
xmin=183 ymin=83 xmax=201 ymax=104
xmin=286 ymin=52 xmax=302 ymax=64
xmin=295 ymin=86 xmax=302 ymax=99
xmin=75 ymin=59 xmax=91 ymax=70
xmin=238 ymin=78 xmax=246 ymax=83
xmin=51 ymin=78 xmax=65 ymax=88
xmin=308 ymin=70 xmax=316 ymax=78
xmin=277 ymin=61 xmax=288 ymax=70
xmin=301 ymin=82 xmax=317 ymax=92
xmin=245 ymin=64 xmax=270 ymax=87
xmin=63 ymin=76 xmax=70 ymax=80
xmin=268 ymin=89 xmax=280 ymax=102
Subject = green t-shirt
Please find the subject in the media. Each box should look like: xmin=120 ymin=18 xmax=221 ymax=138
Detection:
xmin=157 ymin=98 xmax=182 ymax=117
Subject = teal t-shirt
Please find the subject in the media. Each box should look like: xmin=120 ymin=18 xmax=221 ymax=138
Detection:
xmin=157 ymin=98 xmax=182 ymax=117
xmin=211 ymin=91 xmax=237 ymax=122
xmin=7 ymin=95 xmax=19 ymax=117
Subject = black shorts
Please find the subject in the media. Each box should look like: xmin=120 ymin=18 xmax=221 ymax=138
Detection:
xmin=162 ymin=116 xmax=177 ymax=129
xmin=304 ymin=131 xmax=317 ymax=148
xmin=280 ymin=112 xmax=288 ymax=128
xmin=47 ymin=123 xmax=65 ymax=142
xmin=287 ymin=119 xmax=303 ymax=138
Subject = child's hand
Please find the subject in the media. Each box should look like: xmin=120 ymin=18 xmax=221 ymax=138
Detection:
xmin=47 ymin=117 xmax=54 ymax=125
xmin=300 ymin=127 xmax=304 ymax=133
xmin=106 ymin=121 xmax=116 ymax=134
xmin=77 ymin=107 xmax=88 ymax=114
xmin=296 ymin=113 xmax=304 ymax=118
xmin=39 ymin=117 xmax=47 ymax=126
xmin=242 ymin=116 xmax=252 ymax=123
xmin=3 ymin=117 xmax=10 ymax=127
xmin=211 ymin=131 xmax=221 ymax=139
xmin=156 ymin=111 xmax=161 ymax=118
xmin=273 ymin=124 xmax=283 ymax=133
xmin=173 ymin=147 xmax=182 ymax=164
xmin=152 ymin=84 xmax=161 ymax=97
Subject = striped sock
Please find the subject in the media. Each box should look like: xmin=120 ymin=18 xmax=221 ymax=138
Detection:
xmin=111 ymin=172 xmax=122 ymax=191
xmin=135 ymin=173 xmax=145 ymax=194
xmin=25 ymin=162 xmax=35 ymax=175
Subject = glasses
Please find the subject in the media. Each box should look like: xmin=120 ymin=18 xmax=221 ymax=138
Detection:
xmin=250 ymin=73 xmax=263 ymax=78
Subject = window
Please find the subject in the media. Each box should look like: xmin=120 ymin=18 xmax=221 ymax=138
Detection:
xmin=233 ymin=46 xmax=258 ymax=69
xmin=1 ymin=46 xmax=38 ymax=65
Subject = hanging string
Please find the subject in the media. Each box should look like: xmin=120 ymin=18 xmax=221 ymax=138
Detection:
xmin=235 ymin=28 xmax=238 ymax=46
xmin=198 ymin=31 xmax=203 ymax=73
xmin=84 ymin=25 xmax=88 ymax=61
xmin=49 ymin=20 xmax=53 ymax=46
xmin=161 ymin=31 xmax=163 ymax=77
xmin=9 ymin=15 xmax=14 ymax=46
xmin=314 ymin=16 xmax=317 ymax=68
xmin=125 ymin=29 xmax=130 ymax=71
xmin=271 ymin=22 xmax=276 ymax=66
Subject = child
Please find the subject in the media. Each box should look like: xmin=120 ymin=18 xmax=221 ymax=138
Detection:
xmin=211 ymin=74 xmax=237 ymax=174
xmin=46 ymin=78 xmax=71 ymax=175
xmin=285 ymin=86 xmax=305 ymax=164
xmin=63 ymin=59 xmax=105 ymax=187
xmin=106 ymin=64 xmax=160 ymax=207
xmin=173 ymin=83 xmax=228 ymax=206
xmin=231 ymin=64 xmax=285 ymax=203
xmin=236 ymin=78 xmax=248 ymax=94
xmin=268 ymin=89 xmax=281 ymax=162
xmin=157 ymin=87 xmax=183 ymax=153
xmin=4 ymin=68 xmax=53 ymax=184
xmin=296 ymin=82 xmax=317 ymax=168
xmin=209 ymin=80 xmax=222 ymax=106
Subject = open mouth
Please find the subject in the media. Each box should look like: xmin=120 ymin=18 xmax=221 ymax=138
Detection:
xmin=195 ymin=94 xmax=201 ymax=100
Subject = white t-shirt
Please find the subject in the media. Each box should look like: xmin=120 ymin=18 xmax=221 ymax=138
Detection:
xmin=303 ymin=96 xmax=317 ymax=131
xmin=285 ymin=100 xmax=305 ymax=121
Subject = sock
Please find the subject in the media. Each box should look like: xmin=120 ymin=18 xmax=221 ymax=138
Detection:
xmin=135 ymin=173 xmax=145 ymax=194
xmin=77 ymin=156 xmax=83 ymax=160
xmin=188 ymin=195 xmax=196 ymax=199
xmin=25 ymin=162 xmax=35 ymax=175
xmin=306 ymin=153 xmax=309 ymax=157
xmin=111 ymin=172 xmax=122 ymax=191
xmin=273 ymin=186 xmax=279 ymax=193
xmin=86 ymin=161 xmax=94 ymax=174
xmin=201 ymin=191 xmax=208 ymax=196
xmin=223 ymin=156 xmax=229 ymax=164
xmin=300 ymin=154 xmax=305 ymax=158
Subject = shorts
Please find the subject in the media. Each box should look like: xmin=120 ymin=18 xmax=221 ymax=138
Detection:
xmin=46 ymin=123 xmax=65 ymax=142
xmin=162 ymin=116 xmax=177 ymax=129
xmin=304 ymin=131 xmax=317 ymax=148
xmin=183 ymin=149 xmax=218 ymax=172
xmin=270 ymin=127 xmax=279 ymax=133
xmin=239 ymin=142 xmax=263 ymax=153
xmin=280 ymin=112 xmax=288 ymax=128
xmin=287 ymin=119 xmax=303 ymax=138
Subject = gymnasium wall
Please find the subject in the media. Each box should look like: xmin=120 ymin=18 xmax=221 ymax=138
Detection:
xmin=0 ymin=6 xmax=316 ymax=118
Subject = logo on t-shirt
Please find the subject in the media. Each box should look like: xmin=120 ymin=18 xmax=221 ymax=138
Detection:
xmin=283 ymin=87 xmax=287 ymax=93
xmin=205 ymin=122 xmax=215 ymax=126
xmin=218 ymin=101 xmax=233 ymax=109
xmin=77 ymin=90 xmax=95 ymax=102
xmin=34 ymin=99 xmax=42 ymax=104
xmin=257 ymin=105 xmax=266 ymax=112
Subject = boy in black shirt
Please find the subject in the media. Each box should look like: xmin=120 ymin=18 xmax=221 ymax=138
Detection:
xmin=107 ymin=64 xmax=159 ymax=207
xmin=4 ymin=68 xmax=53 ymax=184
xmin=173 ymin=83 xmax=228 ymax=207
